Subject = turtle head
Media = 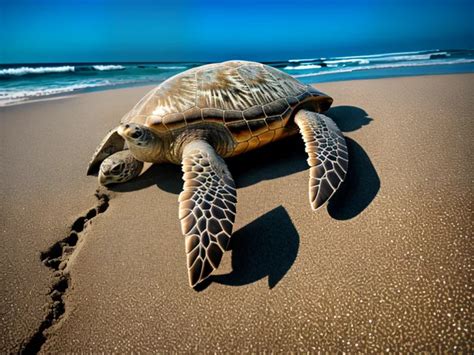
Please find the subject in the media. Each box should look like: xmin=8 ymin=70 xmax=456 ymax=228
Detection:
xmin=118 ymin=123 xmax=163 ymax=162
xmin=98 ymin=150 xmax=144 ymax=186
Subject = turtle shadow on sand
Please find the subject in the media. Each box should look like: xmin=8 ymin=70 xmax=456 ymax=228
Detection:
xmin=109 ymin=163 xmax=182 ymax=194
xmin=194 ymin=206 xmax=299 ymax=291
xmin=326 ymin=105 xmax=373 ymax=132
xmin=325 ymin=106 xmax=380 ymax=220
xmin=110 ymin=105 xmax=380 ymax=220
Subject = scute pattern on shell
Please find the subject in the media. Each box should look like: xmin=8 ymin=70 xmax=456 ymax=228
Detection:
xmin=141 ymin=61 xmax=321 ymax=121
xmin=123 ymin=61 xmax=332 ymax=155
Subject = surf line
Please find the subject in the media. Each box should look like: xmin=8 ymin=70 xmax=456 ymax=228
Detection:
xmin=20 ymin=189 xmax=110 ymax=354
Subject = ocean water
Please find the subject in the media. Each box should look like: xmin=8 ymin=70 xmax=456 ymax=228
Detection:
xmin=1 ymin=49 xmax=473 ymax=106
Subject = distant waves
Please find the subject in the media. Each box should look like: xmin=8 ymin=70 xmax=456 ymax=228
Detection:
xmin=1 ymin=49 xmax=473 ymax=105
xmin=292 ymin=59 xmax=474 ymax=78
xmin=280 ymin=49 xmax=474 ymax=77
xmin=0 ymin=64 xmax=126 ymax=77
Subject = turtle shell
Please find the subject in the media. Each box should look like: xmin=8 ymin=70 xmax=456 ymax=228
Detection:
xmin=123 ymin=61 xmax=332 ymax=156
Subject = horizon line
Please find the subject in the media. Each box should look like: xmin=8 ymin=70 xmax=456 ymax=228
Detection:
xmin=1 ymin=48 xmax=473 ymax=67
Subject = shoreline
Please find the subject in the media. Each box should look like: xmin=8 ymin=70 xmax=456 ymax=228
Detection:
xmin=0 ymin=56 xmax=474 ymax=107
xmin=1 ymin=74 xmax=472 ymax=353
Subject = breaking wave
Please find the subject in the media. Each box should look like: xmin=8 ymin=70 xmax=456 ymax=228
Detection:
xmin=0 ymin=64 xmax=129 ymax=77
xmin=92 ymin=65 xmax=125 ymax=71
xmin=0 ymin=66 xmax=76 ymax=76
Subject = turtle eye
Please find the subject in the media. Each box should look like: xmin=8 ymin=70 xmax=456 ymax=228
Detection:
xmin=131 ymin=130 xmax=142 ymax=139
xmin=111 ymin=165 xmax=122 ymax=173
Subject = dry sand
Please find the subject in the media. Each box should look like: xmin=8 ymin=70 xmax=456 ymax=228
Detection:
xmin=1 ymin=74 xmax=472 ymax=353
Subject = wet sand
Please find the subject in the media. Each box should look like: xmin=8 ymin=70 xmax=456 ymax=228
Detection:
xmin=1 ymin=74 xmax=472 ymax=352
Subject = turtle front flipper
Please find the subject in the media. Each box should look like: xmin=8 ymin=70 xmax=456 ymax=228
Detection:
xmin=179 ymin=140 xmax=237 ymax=288
xmin=87 ymin=128 xmax=125 ymax=175
xmin=295 ymin=109 xmax=348 ymax=210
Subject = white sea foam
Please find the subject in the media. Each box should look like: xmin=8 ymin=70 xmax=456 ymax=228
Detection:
xmin=92 ymin=65 xmax=125 ymax=71
xmin=0 ymin=78 xmax=139 ymax=106
xmin=327 ymin=51 xmax=426 ymax=60
xmin=0 ymin=83 xmax=98 ymax=105
xmin=0 ymin=66 xmax=75 ymax=76
xmin=322 ymin=59 xmax=370 ymax=65
xmin=365 ymin=52 xmax=449 ymax=62
xmin=324 ymin=50 xmax=447 ymax=61
xmin=292 ymin=58 xmax=474 ymax=78
xmin=288 ymin=58 xmax=319 ymax=63
xmin=372 ymin=54 xmax=432 ymax=61
xmin=284 ymin=64 xmax=322 ymax=70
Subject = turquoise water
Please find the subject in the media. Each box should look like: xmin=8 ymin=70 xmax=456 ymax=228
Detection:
xmin=1 ymin=49 xmax=473 ymax=106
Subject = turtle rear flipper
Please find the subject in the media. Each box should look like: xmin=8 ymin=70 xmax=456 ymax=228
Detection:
xmin=295 ymin=110 xmax=348 ymax=210
xmin=87 ymin=128 xmax=125 ymax=175
xmin=178 ymin=140 xmax=237 ymax=288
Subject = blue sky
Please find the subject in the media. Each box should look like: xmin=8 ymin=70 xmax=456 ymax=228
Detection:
xmin=1 ymin=0 xmax=473 ymax=64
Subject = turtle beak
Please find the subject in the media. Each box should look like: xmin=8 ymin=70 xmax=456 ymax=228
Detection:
xmin=98 ymin=168 xmax=112 ymax=186
xmin=99 ymin=174 xmax=107 ymax=185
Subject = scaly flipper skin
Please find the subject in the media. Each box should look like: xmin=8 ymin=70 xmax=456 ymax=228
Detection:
xmin=87 ymin=128 xmax=125 ymax=175
xmin=295 ymin=110 xmax=348 ymax=210
xmin=179 ymin=140 xmax=237 ymax=287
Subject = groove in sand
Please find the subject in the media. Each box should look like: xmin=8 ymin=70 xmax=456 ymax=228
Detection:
xmin=20 ymin=191 xmax=110 ymax=354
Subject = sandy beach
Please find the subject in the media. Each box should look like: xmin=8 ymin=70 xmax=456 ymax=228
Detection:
xmin=1 ymin=74 xmax=472 ymax=352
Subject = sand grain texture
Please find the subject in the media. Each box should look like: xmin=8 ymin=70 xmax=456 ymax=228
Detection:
xmin=1 ymin=75 xmax=473 ymax=352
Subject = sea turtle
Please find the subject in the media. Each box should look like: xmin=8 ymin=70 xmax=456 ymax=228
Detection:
xmin=87 ymin=60 xmax=348 ymax=287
